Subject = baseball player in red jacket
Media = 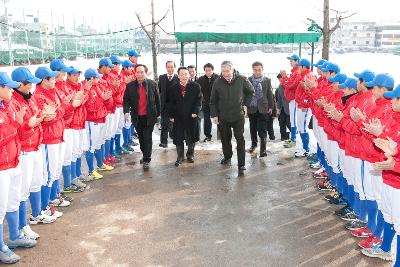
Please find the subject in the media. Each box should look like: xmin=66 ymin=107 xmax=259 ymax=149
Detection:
xmin=280 ymin=54 xmax=301 ymax=147
xmin=10 ymin=67 xmax=56 ymax=242
xmin=33 ymin=67 xmax=66 ymax=219
xmin=0 ymin=72 xmax=36 ymax=264
xmin=360 ymin=83 xmax=400 ymax=264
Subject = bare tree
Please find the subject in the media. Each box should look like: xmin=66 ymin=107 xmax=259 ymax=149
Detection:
xmin=136 ymin=0 xmax=169 ymax=82
xmin=308 ymin=0 xmax=356 ymax=60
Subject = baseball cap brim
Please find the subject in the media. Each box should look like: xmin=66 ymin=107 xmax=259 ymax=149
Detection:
xmin=365 ymin=81 xmax=375 ymax=87
xmin=27 ymin=77 xmax=42 ymax=84
xmin=354 ymin=72 xmax=362 ymax=78
xmin=3 ymin=80 xmax=21 ymax=89
xmin=338 ymin=83 xmax=347 ymax=89
xmin=95 ymin=73 xmax=103 ymax=78
xmin=383 ymin=91 xmax=397 ymax=98
xmin=68 ymin=69 xmax=82 ymax=75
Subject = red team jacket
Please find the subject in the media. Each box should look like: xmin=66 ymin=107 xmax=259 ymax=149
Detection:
xmin=66 ymin=80 xmax=88 ymax=130
xmin=55 ymin=80 xmax=75 ymax=129
xmin=0 ymin=101 xmax=21 ymax=171
xmin=282 ymin=66 xmax=301 ymax=102
xmin=295 ymin=69 xmax=314 ymax=109
xmin=11 ymin=91 xmax=43 ymax=152
xmin=109 ymin=69 xmax=125 ymax=108
xmin=98 ymin=73 xmax=116 ymax=114
xmin=83 ymin=81 xmax=108 ymax=123
xmin=33 ymin=85 xmax=65 ymax=144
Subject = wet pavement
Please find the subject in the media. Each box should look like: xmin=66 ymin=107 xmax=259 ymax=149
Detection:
xmin=7 ymin=123 xmax=393 ymax=267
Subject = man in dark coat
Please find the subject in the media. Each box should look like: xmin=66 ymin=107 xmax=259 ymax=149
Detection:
xmin=197 ymin=63 xmax=219 ymax=142
xmin=247 ymin=61 xmax=275 ymax=157
xmin=168 ymin=67 xmax=202 ymax=167
xmin=158 ymin=61 xmax=178 ymax=148
xmin=124 ymin=64 xmax=160 ymax=169
xmin=210 ymin=61 xmax=255 ymax=173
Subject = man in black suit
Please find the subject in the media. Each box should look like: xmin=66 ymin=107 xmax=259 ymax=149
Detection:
xmin=187 ymin=65 xmax=198 ymax=82
xmin=168 ymin=67 xmax=202 ymax=167
xmin=158 ymin=60 xmax=178 ymax=148
xmin=124 ymin=64 xmax=160 ymax=170
xmin=197 ymin=63 xmax=219 ymax=142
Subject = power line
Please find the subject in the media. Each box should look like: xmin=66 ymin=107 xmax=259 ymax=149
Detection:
xmin=0 ymin=21 xmax=152 ymax=37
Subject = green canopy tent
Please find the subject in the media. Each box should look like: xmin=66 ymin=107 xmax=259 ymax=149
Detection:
xmin=174 ymin=31 xmax=322 ymax=70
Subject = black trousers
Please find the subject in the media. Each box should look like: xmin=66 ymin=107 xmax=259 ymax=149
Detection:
xmin=266 ymin=114 xmax=275 ymax=140
xmin=137 ymin=116 xmax=155 ymax=163
xmin=219 ymin=118 xmax=245 ymax=166
xmin=160 ymin=109 xmax=172 ymax=144
xmin=278 ymin=111 xmax=291 ymax=140
xmin=248 ymin=111 xmax=268 ymax=146
xmin=202 ymin=105 xmax=212 ymax=138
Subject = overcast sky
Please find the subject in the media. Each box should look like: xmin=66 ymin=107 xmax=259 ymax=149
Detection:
xmin=5 ymin=0 xmax=400 ymax=32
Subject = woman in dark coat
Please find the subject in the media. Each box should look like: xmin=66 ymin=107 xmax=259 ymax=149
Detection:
xmin=168 ymin=67 xmax=202 ymax=166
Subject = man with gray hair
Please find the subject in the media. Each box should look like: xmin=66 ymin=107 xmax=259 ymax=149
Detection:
xmin=210 ymin=61 xmax=255 ymax=172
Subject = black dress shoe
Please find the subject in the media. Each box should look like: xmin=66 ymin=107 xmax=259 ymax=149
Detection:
xmin=247 ymin=145 xmax=257 ymax=153
xmin=220 ymin=158 xmax=231 ymax=165
xmin=175 ymin=158 xmax=184 ymax=167
xmin=203 ymin=137 xmax=212 ymax=142
xmin=238 ymin=165 xmax=246 ymax=171
xmin=140 ymin=158 xmax=143 ymax=164
xmin=159 ymin=143 xmax=168 ymax=148
xmin=143 ymin=162 xmax=150 ymax=170
xmin=187 ymin=157 xmax=194 ymax=163
xmin=259 ymin=151 xmax=267 ymax=158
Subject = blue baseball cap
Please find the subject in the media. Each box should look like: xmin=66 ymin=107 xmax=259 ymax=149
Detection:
xmin=312 ymin=59 xmax=327 ymax=67
xmin=384 ymin=84 xmax=400 ymax=99
xmin=99 ymin=58 xmax=115 ymax=68
xmin=287 ymin=54 xmax=300 ymax=61
xmin=321 ymin=63 xmax=340 ymax=74
xmin=328 ymin=73 xmax=347 ymax=83
xmin=84 ymin=68 xmax=103 ymax=79
xmin=50 ymin=59 xmax=71 ymax=72
xmin=354 ymin=70 xmax=375 ymax=83
xmin=296 ymin=58 xmax=311 ymax=68
xmin=0 ymin=72 xmax=20 ymax=88
xmin=110 ymin=55 xmax=123 ymax=65
xmin=122 ymin=60 xmax=135 ymax=68
xmin=338 ymin=78 xmax=358 ymax=89
xmin=365 ymin=73 xmax=395 ymax=89
xmin=67 ymin=66 xmax=81 ymax=75
xmin=127 ymin=49 xmax=141 ymax=57
xmin=11 ymin=67 xmax=41 ymax=84
xmin=35 ymin=67 xmax=59 ymax=79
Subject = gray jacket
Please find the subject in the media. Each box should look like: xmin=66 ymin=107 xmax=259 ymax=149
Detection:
xmin=210 ymin=70 xmax=255 ymax=123
xmin=247 ymin=76 xmax=274 ymax=114
xmin=275 ymin=84 xmax=290 ymax=115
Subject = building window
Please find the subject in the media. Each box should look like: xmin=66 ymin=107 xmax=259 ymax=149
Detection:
xmin=367 ymin=33 xmax=371 ymax=37
xmin=366 ymin=41 xmax=370 ymax=45
xmin=383 ymin=34 xmax=394 ymax=38
xmin=354 ymin=26 xmax=358 ymax=29
xmin=339 ymin=41 xmax=342 ymax=45
xmin=394 ymin=34 xmax=400 ymax=38
xmin=383 ymin=42 xmax=393 ymax=45
xmin=353 ymin=41 xmax=357 ymax=44
xmin=332 ymin=41 xmax=335 ymax=44
xmin=353 ymin=33 xmax=357 ymax=37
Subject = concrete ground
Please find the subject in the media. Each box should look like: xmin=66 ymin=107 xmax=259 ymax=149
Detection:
xmin=7 ymin=122 xmax=394 ymax=267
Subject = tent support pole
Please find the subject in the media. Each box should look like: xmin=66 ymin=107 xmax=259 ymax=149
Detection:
xmin=311 ymin=42 xmax=315 ymax=71
xmin=195 ymin=42 xmax=198 ymax=71
xmin=180 ymin=42 xmax=185 ymax=66
xmin=299 ymin=43 xmax=302 ymax=57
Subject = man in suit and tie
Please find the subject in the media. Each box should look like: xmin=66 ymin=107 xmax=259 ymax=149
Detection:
xmin=167 ymin=67 xmax=202 ymax=166
xmin=158 ymin=61 xmax=178 ymax=148
xmin=124 ymin=64 xmax=160 ymax=170
xmin=187 ymin=65 xmax=198 ymax=82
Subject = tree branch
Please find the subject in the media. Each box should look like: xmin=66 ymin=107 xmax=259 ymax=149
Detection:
xmin=329 ymin=12 xmax=357 ymax=35
xmin=157 ymin=24 xmax=173 ymax=35
xmin=155 ymin=9 xmax=169 ymax=25
xmin=135 ymin=12 xmax=152 ymax=41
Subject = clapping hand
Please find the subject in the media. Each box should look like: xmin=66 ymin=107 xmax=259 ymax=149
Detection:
xmin=363 ymin=118 xmax=384 ymax=136
xmin=374 ymin=137 xmax=397 ymax=157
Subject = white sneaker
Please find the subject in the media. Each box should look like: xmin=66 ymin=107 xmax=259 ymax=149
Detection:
xmin=29 ymin=213 xmax=56 ymax=225
xmin=71 ymin=178 xmax=86 ymax=188
xmin=21 ymin=225 xmax=40 ymax=240
xmin=49 ymin=198 xmax=70 ymax=207
xmin=42 ymin=207 xmax=63 ymax=218
xmin=314 ymin=167 xmax=325 ymax=174
xmin=295 ymin=150 xmax=309 ymax=158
